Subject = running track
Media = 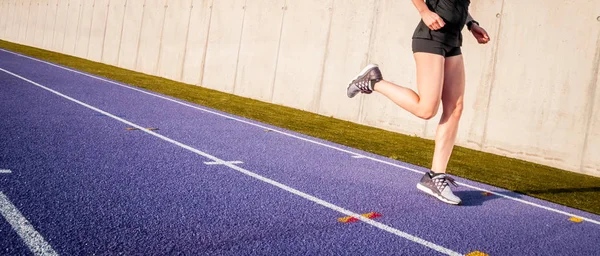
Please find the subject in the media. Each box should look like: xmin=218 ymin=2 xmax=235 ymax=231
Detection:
xmin=1 ymin=48 xmax=599 ymax=255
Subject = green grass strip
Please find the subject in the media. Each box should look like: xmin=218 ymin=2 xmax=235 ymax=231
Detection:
xmin=2 ymin=39 xmax=599 ymax=215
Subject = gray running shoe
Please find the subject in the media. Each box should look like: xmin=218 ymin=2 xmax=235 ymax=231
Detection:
xmin=346 ymin=64 xmax=383 ymax=98
xmin=416 ymin=172 xmax=462 ymax=205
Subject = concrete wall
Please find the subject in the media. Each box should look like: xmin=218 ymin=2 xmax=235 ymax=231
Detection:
xmin=1 ymin=0 xmax=599 ymax=177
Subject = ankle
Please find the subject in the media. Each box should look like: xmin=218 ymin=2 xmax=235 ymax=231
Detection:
xmin=371 ymin=79 xmax=382 ymax=91
xmin=429 ymin=170 xmax=446 ymax=176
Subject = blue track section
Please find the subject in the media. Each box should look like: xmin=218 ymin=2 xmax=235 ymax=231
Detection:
xmin=1 ymin=49 xmax=600 ymax=255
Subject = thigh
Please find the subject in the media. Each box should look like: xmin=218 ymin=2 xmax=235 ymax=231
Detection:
xmin=441 ymin=54 xmax=466 ymax=111
xmin=413 ymin=52 xmax=446 ymax=109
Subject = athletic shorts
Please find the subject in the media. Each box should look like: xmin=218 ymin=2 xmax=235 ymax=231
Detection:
xmin=412 ymin=38 xmax=462 ymax=57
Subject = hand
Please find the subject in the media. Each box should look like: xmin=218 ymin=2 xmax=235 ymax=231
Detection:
xmin=421 ymin=10 xmax=445 ymax=30
xmin=470 ymin=24 xmax=490 ymax=44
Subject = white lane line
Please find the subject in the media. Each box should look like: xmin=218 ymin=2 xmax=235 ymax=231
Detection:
xmin=204 ymin=161 xmax=243 ymax=165
xmin=2 ymin=48 xmax=598 ymax=225
xmin=0 ymin=67 xmax=461 ymax=255
xmin=0 ymin=192 xmax=59 ymax=256
xmin=351 ymin=155 xmax=367 ymax=159
xmin=0 ymin=169 xmax=13 ymax=174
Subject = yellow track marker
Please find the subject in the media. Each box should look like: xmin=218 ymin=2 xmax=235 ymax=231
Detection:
xmin=569 ymin=217 xmax=583 ymax=223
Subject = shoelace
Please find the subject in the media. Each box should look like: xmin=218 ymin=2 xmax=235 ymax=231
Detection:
xmin=432 ymin=174 xmax=459 ymax=190
xmin=353 ymin=77 xmax=372 ymax=93
xmin=358 ymin=80 xmax=371 ymax=92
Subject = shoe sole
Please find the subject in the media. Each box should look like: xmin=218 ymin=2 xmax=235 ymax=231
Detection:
xmin=416 ymin=183 xmax=461 ymax=205
xmin=346 ymin=64 xmax=378 ymax=98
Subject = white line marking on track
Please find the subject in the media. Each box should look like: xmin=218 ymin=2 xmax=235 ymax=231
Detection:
xmin=0 ymin=67 xmax=462 ymax=255
xmin=0 ymin=192 xmax=58 ymax=256
xmin=351 ymin=155 xmax=367 ymax=159
xmin=204 ymin=161 xmax=243 ymax=165
xmin=0 ymin=169 xmax=13 ymax=174
xmin=2 ymin=48 xmax=599 ymax=226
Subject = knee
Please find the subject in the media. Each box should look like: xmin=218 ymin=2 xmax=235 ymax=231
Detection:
xmin=416 ymin=108 xmax=439 ymax=120
xmin=455 ymin=102 xmax=464 ymax=116
xmin=443 ymin=102 xmax=464 ymax=120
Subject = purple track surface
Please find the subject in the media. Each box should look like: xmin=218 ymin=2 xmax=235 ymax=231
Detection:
xmin=1 ymin=48 xmax=599 ymax=256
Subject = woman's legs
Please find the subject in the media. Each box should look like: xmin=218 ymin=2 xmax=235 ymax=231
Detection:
xmin=347 ymin=47 xmax=466 ymax=203
xmin=431 ymin=55 xmax=465 ymax=174
xmin=373 ymin=52 xmax=446 ymax=120
xmin=370 ymin=52 xmax=466 ymax=204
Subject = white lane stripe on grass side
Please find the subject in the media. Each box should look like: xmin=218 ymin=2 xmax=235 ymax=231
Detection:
xmin=0 ymin=192 xmax=59 ymax=256
xmin=0 ymin=67 xmax=462 ymax=256
xmin=2 ymin=48 xmax=598 ymax=225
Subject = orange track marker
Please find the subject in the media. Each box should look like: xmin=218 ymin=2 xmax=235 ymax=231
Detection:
xmin=338 ymin=212 xmax=382 ymax=223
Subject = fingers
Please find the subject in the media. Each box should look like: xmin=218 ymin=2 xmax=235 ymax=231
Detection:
xmin=472 ymin=27 xmax=491 ymax=44
xmin=436 ymin=16 xmax=446 ymax=28
xmin=481 ymin=31 xmax=490 ymax=44
xmin=424 ymin=12 xmax=445 ymax=30
xmin=428 ymin=19 xmax=445 ymax=30
xmin=481 ymin=30 xmax=490 ymax=41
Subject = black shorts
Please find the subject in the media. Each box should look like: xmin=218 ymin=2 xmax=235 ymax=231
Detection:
xmin=412 ymin=38 xmax=462 ymax=57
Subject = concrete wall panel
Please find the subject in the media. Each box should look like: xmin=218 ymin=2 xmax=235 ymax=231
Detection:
xmin=201 ymin=0 xmax=246 ymax=92
xmin=482 ymin=0 xmax=600 ymax=172
xmin=73 ymin=0 xmax=93 ymax=58
xmin=582 ymin=57 xmax=600 ymax=177
xmin=180 ymin=0 xmax=212 ymax=85
xmin=51 ymin=0 xmax=68 ymax=51
xmin=318 ymin=0 xmax=376 ymax=122
xmin=117 ymin=0 xmax=144 ymax=70
xmin=102 ymin=0 xmax=127 ymax=66
xmin=157 ymin=0 xmax=192 ymax=81
xmin=33 ymin=0 xmax=48 ymax=47
xmin=5 ymin=0 xmax=18 ymax=42
xmin=13 ymin=0 xmax=23 ymax=42
xmin=25 ymin=0 xmax=40 ymax=45
xmin=42 ymin=0 xmax=58 ymax=50
xmin=62 ymin=0 xmax=82 ymax=55
xmin=8 ymin=0 xmax=21 ymax=42
xmin=232 ymin=0 xmax=285 ymax=102
xmin=9 ymin=0 xmax=23 ymax=42
xmin=17 ymin=0 xmax=32 ymax=43
xmin=359 ymin=0 xmax=425 ymax=136
xmin=0 ymin=1 xmax=7 ymax=38
xmin=271 ymin=0 xmax=333 ymax=111
xmin=87 ymin=0 xmax=109 ymax=61
xmin=135 ymin=0 xmax=168 ymax=75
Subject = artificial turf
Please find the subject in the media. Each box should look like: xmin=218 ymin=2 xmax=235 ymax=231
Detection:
xmin=2 ymin=39 xmax=599 ymax=215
